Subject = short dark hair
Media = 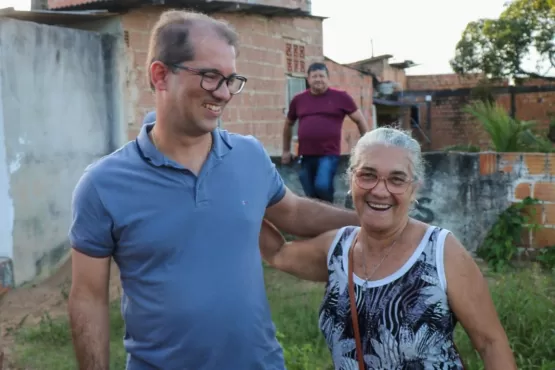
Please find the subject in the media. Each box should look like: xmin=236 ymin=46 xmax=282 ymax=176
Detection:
xmin=307 ymin=62 xmax=329 ymax=76
xmin=146 ymin=10 xmax=239 ymax=90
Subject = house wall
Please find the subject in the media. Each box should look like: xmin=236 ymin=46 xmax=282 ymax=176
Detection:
xmin=0 ymin=19 xmax=117 ymax=288
xmin=275 ymin=152 xmax=555 ymax=253
xmin=121 ymin=6 xmax=324 ymax=155
xmin=403 ymin=74 xmax=555 ymax=151
xmin=372 ymin=59 xmax=407 ymax=89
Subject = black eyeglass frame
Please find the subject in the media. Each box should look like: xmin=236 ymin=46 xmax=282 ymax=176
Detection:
xmin=170 ymin=64 xmax=247 ymax=95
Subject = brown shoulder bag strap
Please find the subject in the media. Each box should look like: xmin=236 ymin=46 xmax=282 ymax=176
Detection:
xmin=348 ymin=239 xmax=366 ymax=370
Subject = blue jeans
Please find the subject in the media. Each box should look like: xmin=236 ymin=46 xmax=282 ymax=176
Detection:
xmin=298 ymin=155 xmax=340 ymax=203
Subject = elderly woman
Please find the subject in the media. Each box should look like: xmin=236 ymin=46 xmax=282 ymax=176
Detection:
xmin=260 ymin=127 xmax=516 ymax=369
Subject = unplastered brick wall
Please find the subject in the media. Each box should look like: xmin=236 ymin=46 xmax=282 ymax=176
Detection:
xmin=406 ymin=73 xmax=494 ymax=90
xmin=326 ymin=59 xmax=373 ymax=154
xmin=121 ymin=6 xmax=323 ymax=155
xmin=404 ymin=74 xmax=555 ymax=151
xmin=480 ymin=152 xmax=555 ymax=247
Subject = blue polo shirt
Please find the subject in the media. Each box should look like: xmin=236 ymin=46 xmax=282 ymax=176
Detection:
xmin=69 ymin=123 xmax=287 ymax=370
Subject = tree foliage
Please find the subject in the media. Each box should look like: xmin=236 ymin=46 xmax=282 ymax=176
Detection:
xmin=450 ymin=0 xmax=555 ymax=82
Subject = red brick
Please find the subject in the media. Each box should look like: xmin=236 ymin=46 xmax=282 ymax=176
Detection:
xmin=533 ymin=182 xmax=555 ymax=202
xmin=479 ymin=153 xmax=497 ymax=175
xmin=547 ymin=154 xmax=555 ymax=176
xmin=525 ymin=154 xmax=548 ymax=175
xmin=544 ymin=204 xmax=555 ymax=225
xmin=514 ymin=182 xmax=532 ymax=200
xmin=532 ymin=227 xmax=555 ymax=248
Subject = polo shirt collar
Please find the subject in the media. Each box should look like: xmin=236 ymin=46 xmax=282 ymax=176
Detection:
xmin=136 ymin=123 xmax=232 ymax=168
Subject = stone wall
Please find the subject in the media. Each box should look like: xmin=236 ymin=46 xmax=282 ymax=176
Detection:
xmin=273 ymin=152 xmax=555 ymax=252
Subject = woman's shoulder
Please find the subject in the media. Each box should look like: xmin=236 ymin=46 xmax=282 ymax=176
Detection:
xmin=324 ymin=226 xmax=359 ymax=261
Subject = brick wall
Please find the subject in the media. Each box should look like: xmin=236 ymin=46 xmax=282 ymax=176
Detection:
xmin=406 ymin=73 xmax=498 ymax=90
xmin=121 ymin=6 xmax=323 ymax=155
xmin=404 ymin=74 xmax=555 ymax=151
xmin=480 ymin=152 xmax=555 ymax=247
xmin=325 ymin=59 xmax=374 ymax=154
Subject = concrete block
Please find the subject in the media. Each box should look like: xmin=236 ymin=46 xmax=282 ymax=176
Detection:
xmin=0 ymin=257 xmax=13 ymax=297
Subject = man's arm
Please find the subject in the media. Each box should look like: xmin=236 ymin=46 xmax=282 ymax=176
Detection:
xmin=69 ymin=251 xmax=111 ymax=370
xmin=67 ymin=171 xmax=115 ymax=370
xmin=282 ymin=118 xmax=295 ymax=154
xmin=259 ymin=219 xmax=334 ymax=282
xmin=282 ymin=97 xmax=298 ymax=164
xmin=348 ymin=109 xmax=369 ymax=136
xmin=265 ymin=188 xmax=359 ymax=238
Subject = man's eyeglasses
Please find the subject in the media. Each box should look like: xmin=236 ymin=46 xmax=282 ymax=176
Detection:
xmin=353 ymin=170 xmax=413 ymax=194
xmin=171 ymin=64 xmax=247 ymax=95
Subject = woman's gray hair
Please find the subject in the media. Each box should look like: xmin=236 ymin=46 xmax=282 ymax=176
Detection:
xmin=347 ymin=127 xmax=425 ymax=182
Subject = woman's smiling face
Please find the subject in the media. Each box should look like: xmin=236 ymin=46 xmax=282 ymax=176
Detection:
xmin=350 ymin=143 xmax=418 ymax=233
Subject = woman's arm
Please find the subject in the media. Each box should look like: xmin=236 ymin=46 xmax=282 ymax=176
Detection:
xmin=444 ymin=234 xmax=517 ymax=370
xmin=259 ymin=219 xmax=337 ymax=282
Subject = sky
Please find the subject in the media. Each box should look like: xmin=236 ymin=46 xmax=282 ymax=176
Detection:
xmin=311 ymin=0 xmax=509 ymax=75
xmin=0 ymin=0 xmax=520 ymax=75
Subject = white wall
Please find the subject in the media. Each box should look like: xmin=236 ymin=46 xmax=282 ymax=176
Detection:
xmin=0 ymin=72 xmax=14 ymax=260
xmin=0 ymin=18 xmax=119 ymax=285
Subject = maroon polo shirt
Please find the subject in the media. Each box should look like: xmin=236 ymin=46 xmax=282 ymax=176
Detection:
xmin=287 ymin=88 xmax=358 ymax=156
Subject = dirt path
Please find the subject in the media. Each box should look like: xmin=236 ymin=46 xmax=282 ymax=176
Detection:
xmin=0 ymin=259 xmax=121 ymax=370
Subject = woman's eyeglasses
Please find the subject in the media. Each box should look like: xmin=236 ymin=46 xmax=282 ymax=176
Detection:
xmin=353 ymin=170 xmax=413 ymax=194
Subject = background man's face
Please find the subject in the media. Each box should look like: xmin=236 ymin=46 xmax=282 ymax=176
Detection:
xmin=307 ymin=68 xmax=329 ymax=93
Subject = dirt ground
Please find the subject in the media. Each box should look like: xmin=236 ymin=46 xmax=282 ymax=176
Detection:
xmin=0 ymin=259 xmax=122 ymax=370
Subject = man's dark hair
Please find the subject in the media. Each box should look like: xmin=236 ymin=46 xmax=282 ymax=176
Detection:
xmin=307 ymin=62 xmax=329 ymax=76
xmin=146 ymin=10 xmax=239 ymax=90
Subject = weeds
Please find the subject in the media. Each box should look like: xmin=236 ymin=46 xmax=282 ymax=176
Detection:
xmin=11 ymin=266 xmax=555 ymax=370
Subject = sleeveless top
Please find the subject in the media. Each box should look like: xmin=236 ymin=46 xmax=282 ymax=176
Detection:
xmin=318 ymin=225 xmax=464 ymax=370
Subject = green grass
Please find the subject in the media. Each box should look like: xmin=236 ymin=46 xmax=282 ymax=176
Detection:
xmin=11 ymin=265 xmax=555 ymax=370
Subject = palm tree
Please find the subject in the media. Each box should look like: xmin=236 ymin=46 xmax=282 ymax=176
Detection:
xmin=464 ymin=101 xmax=553 ymax=152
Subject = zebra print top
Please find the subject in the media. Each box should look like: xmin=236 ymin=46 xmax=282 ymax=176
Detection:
xmin=318 ymin=225 xmax=464 ymax=370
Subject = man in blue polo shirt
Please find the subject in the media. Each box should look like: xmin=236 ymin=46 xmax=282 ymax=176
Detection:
xmin=67 ymin=10 xmax=358 ymax=370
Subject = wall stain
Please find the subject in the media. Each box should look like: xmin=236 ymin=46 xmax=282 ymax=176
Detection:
xmin=34 ymin=241 xmax=69 ymax=280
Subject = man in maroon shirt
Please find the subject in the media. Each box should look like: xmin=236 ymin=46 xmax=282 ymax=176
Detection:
xmin=281 ymin=62 xmax=368 ymax=203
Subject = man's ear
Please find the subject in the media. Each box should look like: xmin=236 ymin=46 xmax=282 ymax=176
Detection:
xmin=150 ymin=61 xmax=170 ymax=91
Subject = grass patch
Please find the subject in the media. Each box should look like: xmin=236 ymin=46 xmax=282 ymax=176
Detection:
xmin=454 ymin=265 xmax=555 ymax=370
xmin=11 ymin=265 xmax=555 ymax=370
xmin=14 ymin=302 xmax=127 ymax=370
